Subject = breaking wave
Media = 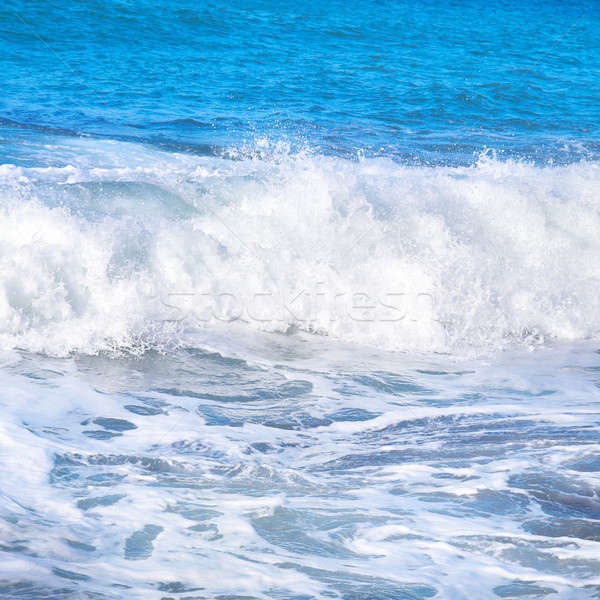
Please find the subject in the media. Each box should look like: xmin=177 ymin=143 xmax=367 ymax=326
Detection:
xmin=1 ymin=139 xmax=599 ymax=356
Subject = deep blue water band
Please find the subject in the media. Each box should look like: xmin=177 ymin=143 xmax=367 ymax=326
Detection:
xmin=1 ymin=0 xmax=598 ymax=162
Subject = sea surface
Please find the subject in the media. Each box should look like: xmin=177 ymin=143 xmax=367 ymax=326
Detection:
xmin=1 ymin=1 xmax=600 ymax=598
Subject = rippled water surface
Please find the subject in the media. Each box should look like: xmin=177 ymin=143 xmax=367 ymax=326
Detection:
xmin=1 ymin=0 xmax=599 ymax=160
xmin=1 ymin=338 xmax=600 ymax=599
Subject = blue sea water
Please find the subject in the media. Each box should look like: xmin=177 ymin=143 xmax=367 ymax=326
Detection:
xmin=1 ymin=1 xmax=600 ymax=598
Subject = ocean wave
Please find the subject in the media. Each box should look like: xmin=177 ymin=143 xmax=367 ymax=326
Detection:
xmin=1 ymin=142 xmax=599 ymax=356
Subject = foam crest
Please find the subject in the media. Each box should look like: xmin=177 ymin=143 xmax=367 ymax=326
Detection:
xmin=1 ymin=145 xmax=599 ymax=356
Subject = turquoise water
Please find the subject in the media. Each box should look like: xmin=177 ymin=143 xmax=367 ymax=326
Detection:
xmin=1 ymin=0 xmax=599 ymax=160
xmin=1 ymin=1 xmax=600 ymax=599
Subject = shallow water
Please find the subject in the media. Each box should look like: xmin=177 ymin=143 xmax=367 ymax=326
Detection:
xmin=1 ymin=338 xmax=600 ymax=598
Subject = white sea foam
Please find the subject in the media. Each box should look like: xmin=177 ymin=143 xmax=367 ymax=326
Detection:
xmin=1 ymin=140 xmax=600 ymax=355
xmin=2 ymin=341 xmax=599 ymax=599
